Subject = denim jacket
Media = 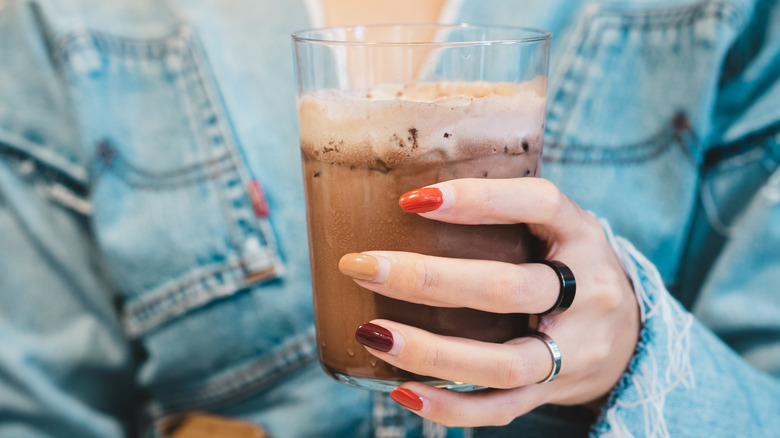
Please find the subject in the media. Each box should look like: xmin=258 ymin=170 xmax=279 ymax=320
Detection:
xmin=0 ymin=0 xmax=778 ymax=437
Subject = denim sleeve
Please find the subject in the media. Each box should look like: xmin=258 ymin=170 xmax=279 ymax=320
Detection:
xmin=0 ymin=158 xmax=135 ymax=436
xmin=591 ymin=215 xmax=780 ymax=437
xmin=0 ymin=4 xmax=135 ymax=435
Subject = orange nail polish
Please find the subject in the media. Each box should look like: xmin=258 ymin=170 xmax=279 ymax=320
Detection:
xmin=398 ymin=187 xmax=443 ymax=213
xmin=390 ymin=387 xmax=424 ymax=411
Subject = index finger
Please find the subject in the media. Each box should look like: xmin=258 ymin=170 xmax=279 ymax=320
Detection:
xmin=399 ymin=178 xmax=598 ymax=241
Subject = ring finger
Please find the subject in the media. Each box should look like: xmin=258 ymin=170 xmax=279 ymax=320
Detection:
xmin=356 ymin=319 xmax=560 ymax=389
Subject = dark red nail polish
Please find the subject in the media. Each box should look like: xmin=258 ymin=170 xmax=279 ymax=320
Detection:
xmin=355 ymin=322 xmax=393 ymax=352
xmin=398 ymin=187 xmax=443 ymax=213
xmin=390 ymin=387 xmax=424 ymax=411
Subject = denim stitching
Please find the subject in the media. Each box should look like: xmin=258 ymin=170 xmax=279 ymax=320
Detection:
xmin=55 ymin=28 xmax=187 ymax=64
xmin=146 ymin=329 xmax=318 ymax=418
xmin=544 ymin=112 xmax=699 ymax=165
xmin=56 ymin=26 xmax=284 ymax=333
xmin=122 ymin=250 xmax=278 ymax=338
xmin=55 ymin=27 xmax=285 ymax=336
xmin=90 ymin=139 xmax=237 ymax=190
xmin=699 ymin=129 xmax=780 ymax=234
xmin=178 ymin=30 xmax=278 ymax=267
xmin=546 ymin=0 xmax=746 ymax=165
xmin=0 ymin=143 xmax=87 ymax=197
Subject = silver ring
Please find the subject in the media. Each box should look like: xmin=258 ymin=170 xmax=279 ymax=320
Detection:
xmin=529 ymin=331 xmax=561 ymax=383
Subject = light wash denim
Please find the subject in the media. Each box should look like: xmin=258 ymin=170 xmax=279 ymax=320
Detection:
xmin=0 ymin=0 xmax=778 ymax=437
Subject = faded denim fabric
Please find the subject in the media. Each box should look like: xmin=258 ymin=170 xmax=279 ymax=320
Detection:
xmin=1 ymin=1 xmax=373 ymax=436
xmin=512 ymin=1 xmax=780 ymax=436
xmin=0 ymin=0 xmax=779 ymax=437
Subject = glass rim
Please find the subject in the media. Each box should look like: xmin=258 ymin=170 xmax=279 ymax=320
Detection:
xmin=291 ymin=23 xmax=551 ymax=46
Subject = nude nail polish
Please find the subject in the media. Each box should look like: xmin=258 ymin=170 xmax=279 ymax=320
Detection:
xmin=398 ymin=187 xmax=443 ymax=213
xmin=339 ymin=253 xmax=379 ymax=281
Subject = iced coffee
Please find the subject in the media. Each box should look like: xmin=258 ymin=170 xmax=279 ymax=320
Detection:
xmin=298 ymin=78 xmax=547 ymax=390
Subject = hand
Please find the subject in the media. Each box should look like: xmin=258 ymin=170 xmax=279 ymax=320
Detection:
xmin=339 ymin=177 xmax=640 ymax=427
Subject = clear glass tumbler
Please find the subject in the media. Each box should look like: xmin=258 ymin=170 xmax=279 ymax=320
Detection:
xmin=293 ymin=24 xmax=550 ymax=392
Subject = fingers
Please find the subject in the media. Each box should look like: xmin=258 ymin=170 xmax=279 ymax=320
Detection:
xmin=400 ymin=177 xmax=599 ymax=242
xmin=342 ymin=177 xmax=640 ymax=427
xmin=356 ymin=319 xmax=554 ymax=390
xmin=357 ymin=318 xmax=564 ymax=427
xmin=339 ymin=252 xmax=563 ymax=314
xmin=389 ymin=383 xmax=546 ymax=427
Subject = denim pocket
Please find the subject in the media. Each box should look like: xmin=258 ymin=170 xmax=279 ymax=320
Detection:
xmin=542 ymin=1 xmax=748 ymax=286
xmin=57 ymin=25 xmax=284 ymax=339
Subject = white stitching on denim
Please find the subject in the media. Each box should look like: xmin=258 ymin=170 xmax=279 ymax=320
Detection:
xmin=48 ymin=182 xmax=92 ymax=215
xmin=545 ymin=0 xmax=747 ymax=165
xmin=122 ymin=250 xmax=281 ymax=338
xmin=600 ymin=218 xmax=694 ymax=438
xmin=147 ymin=329 xmax=318 ymax=418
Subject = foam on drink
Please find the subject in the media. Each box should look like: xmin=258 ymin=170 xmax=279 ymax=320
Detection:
xmin=299 ymin=77 xmax=546 ymax=170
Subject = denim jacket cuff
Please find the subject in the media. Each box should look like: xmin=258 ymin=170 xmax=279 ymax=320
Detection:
xmin=591 ymin=217 xmax=694 ymax=437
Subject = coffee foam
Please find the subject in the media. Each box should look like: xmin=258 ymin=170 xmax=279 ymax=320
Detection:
xmin=298 ymin=77 xmax=547 ymax=168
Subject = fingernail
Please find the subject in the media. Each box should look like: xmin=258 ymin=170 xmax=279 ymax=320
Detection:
xmin=339 ymin=253 xmax=378 ymax=281
xmin=390 ymin=387 xmax=425 ymax=411
xmin=399 ymin=187 xmax=443 ymax=213
xmin=339 ymin=253 xmax=389 ymax=282
xmin=355 ymin=322 xmax=393 ymax=352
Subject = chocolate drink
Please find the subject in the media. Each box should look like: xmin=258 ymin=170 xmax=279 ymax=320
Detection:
xmin=298 ymin=79 xmax=548 ymax=389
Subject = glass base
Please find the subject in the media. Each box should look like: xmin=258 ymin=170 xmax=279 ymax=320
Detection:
xmin=329 ymin=371 xmax=485 ymax=393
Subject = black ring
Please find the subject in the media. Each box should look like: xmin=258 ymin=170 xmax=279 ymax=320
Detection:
xmin=537 ymin=260 xmax=576 ymax=316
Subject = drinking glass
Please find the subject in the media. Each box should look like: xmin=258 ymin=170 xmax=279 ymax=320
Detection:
xmin=293 ymin=24 xmax=550 ymax=392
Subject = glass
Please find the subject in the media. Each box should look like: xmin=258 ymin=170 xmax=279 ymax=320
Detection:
xmin=292 ymin=24 xmax=550 ymax=392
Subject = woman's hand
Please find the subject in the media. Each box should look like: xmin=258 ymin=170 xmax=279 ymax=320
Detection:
xmin=338 ymin=177 xmax=640 ymax=427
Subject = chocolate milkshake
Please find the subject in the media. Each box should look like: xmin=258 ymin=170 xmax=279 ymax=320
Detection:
xmin=298 ymin=79 xmax=548 ymax=390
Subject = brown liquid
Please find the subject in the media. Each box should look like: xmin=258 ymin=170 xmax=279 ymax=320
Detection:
xmin=302 ymin=148 xmax=543 ymax=385
xmin=298 ymin=81 xmax=546 ymax=386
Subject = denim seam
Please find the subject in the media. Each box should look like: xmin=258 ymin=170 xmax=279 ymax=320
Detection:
xmin=542 ymin=114 xmax=699 ymax=165
xmin=0 ymin=141 xmax=87 ymax=192
xmin=0 ymin=143 xmax=91 ymax=215
xmin=179 ymin=29 xmax=279 ymax=260
xmin=54 ymin=27 xmax=191 ymax=65
xmin=700 ymin=129 xmax=780 ymax=234
xmin=122 ymin=250 xmax=279 ymax=338
xmin=707 ymin=128 xmax=780 ymax=173
xmin=56 ymin=26 xmax=285 ymax=328
xmin=0 ymin=127 xmax=87 ymax=186
xmin=546 ymin=0 xmax=746 ymax=165
xmin=90 ymin=139 xmax=237 ymax=190
xmin=147 ymin=329 xmax=318 ymax=419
